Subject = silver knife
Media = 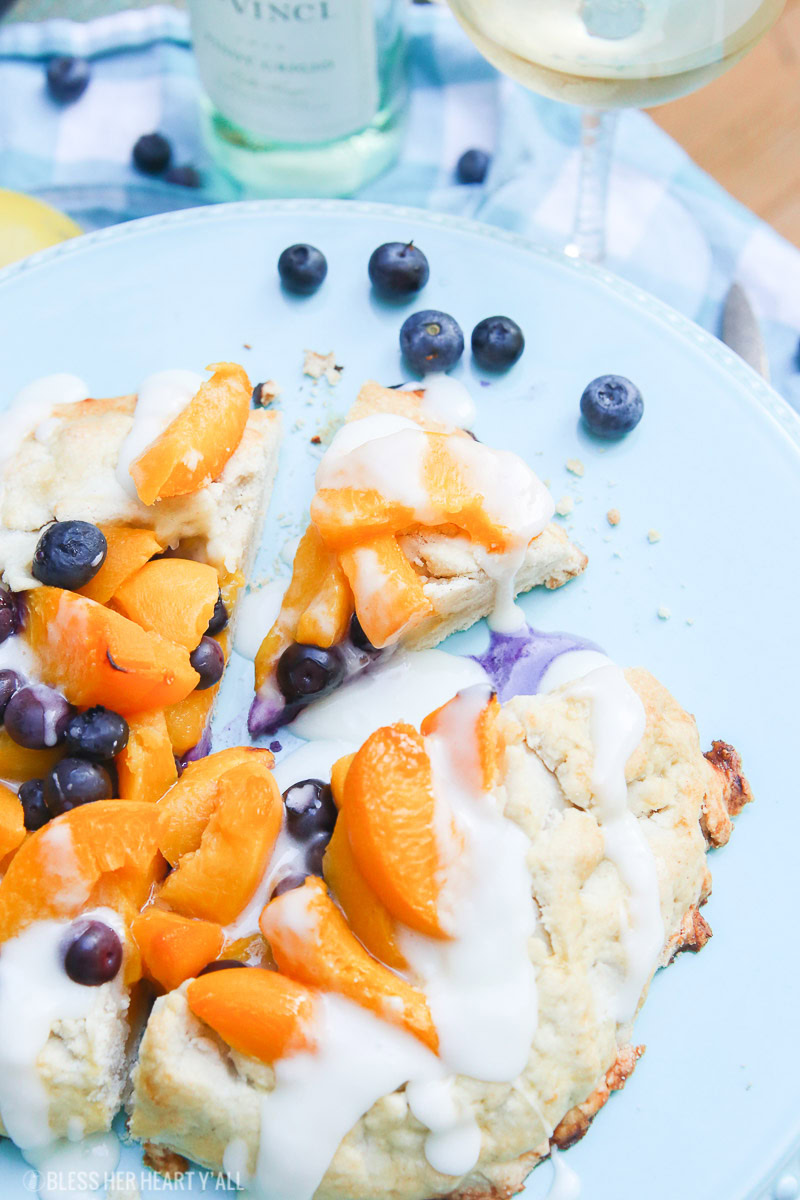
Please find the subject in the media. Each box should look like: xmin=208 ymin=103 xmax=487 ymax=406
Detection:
xmin=721 ymin=282 xmax=770 ymax=381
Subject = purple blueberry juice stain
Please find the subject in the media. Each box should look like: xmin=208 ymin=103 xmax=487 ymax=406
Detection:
xmin=474 ymin=626 xmax=602 ymax=703
xmin=181 ymin=727 xmax=212 ymax=768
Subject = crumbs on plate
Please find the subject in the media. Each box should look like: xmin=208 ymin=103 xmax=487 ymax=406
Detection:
xmin=303 ymin=350 xmax=343 ymax=386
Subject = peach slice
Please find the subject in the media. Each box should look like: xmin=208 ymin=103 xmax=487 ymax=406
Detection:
xmin=261 ymin=878 xmax=437 ymax=1053
xmin=0 ymin=784 xmax=25 ymax=862
xmin=338 ymin=535 xmax=433 ymax=649
xmin=222 ymin=933 xmax=275 ymax=969
xmin=322 ymin=817 xmax=406 ymax=971
xmin=328 ymin=753 xmax=354 ymax=808
xmin=79 ymin=525 xmax=163 ymax=605
xmin=117 ymin=710 xmax=178 ymax=804
xmin=132 ymin=908 xmax=224 ymax=992
xmin=112 ymin=558 xmax=219 ymax=651
xmin=0 ymin=800 xmax=167 ymax=944
xmin=25 ymin=588 xmax=199 ymax=714
xmin=0 ymin=729 xmax=63 ymax=784
xmin=421 ymin=692 xmax=502 ymax=792
xmin=310 ymin=487 xmax=417 ymax=551
xmin=129 ymin=362 xmax=251 ymax=505
xmin=163 ymin=687 xmax=216 ymax=757
xmin=341 ymin=723 xmax=452 ymax=939
xmin=156 ymin=748 xmax=281 ymax=924
xmin=186 ymin=967 xmax=316 ymax=1065
xmin=294 ymin=561 xmax=352 ymax=649
xmin=254 ymin=525 xmax=341 ymax=692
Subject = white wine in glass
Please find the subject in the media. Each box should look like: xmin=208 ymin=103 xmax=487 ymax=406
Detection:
xmin=447 ymin=0 xmax=785 ymax=259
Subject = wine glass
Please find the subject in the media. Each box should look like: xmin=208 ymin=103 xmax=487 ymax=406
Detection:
xmin=445 ymin=0 xmax=785 ymax=262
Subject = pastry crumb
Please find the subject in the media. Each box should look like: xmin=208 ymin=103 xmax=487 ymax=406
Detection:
xmin=565 ymin=457 xmax=585 ymax=477
xmin=686 ymin=617 xmax=695 ymax=626
xmin=657 ymin=605 xmax=671 ymax=620
xmin=303 ymin=350 xmax=343 ymax=386
xmin=555 ymin=496 xmax=574 ymax=517
xmin=253 ymin=379 xmax=281 ymax=407
xmin=647 ymin=529 xmax=661 ymax=543
xmin=310 ymin=435 xmax=322 ymax=445
xmin=607 ymin=508 xmax=620 ymax=526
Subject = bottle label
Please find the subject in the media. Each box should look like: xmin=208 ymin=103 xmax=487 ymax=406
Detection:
xmin=188 ymin=0 xmax=380 ymax=145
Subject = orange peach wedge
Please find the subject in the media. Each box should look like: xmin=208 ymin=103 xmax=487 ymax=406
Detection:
xmin=187 ymin=967 xmax=317 ymax=1065
xmin=25 ymin=588 xmax=199 ymax=714
xmin=322 ymin=816 xmax=407 ymax=971
xmin=78 ymin=525 xmax=163 ymax=605
xmin=0 ymin=784 xmax=25 ymax=863
xmin=132 ymin=908 xmax=224 ymax=992
xmin=341 ymin=723 xmax=453 ymax=939
xmin=338 ymin=534 xmax=433 ymax=649
xmin=156 ymin=748 xmax=281 ymax=924
xmin=129 ymin=362 xmax=251 ymax=505
xmin=260 ymin=877 xmax=437 ymax=1053
xmin=112 ymin=558 xmax=219 ymax=651
xmin=116 ymin=710 xmax=179 ymax=805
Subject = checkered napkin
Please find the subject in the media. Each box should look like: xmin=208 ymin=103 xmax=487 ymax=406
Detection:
xmin=1 ymin=2 xmax=799 ymax=407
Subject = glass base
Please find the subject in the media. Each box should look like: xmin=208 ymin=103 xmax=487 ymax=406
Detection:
xmin=201 ymin=97 xmax=407 ymax=199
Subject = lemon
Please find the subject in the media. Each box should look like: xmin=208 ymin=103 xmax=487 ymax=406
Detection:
xmin=0 ymin=188 xmax=82 ymax=269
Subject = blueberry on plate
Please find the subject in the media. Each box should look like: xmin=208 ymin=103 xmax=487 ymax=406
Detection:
xmin=305 ymin=830 xmax=332 ymax=876
xmin=580 ymin=374 xmax=644 ymax=438
xmin=276 ymin=644 xmax=345 ymax=704
xmin=206 ymin=592 xmax=229 ymax=636
xmin=471 ymin=316 xmax=525 ymax=370
xmin=164 ymin=165 xmax=202 ymax=188
xmin=278 ymin=244 xmax=328 ymax=296
xmin=63 ymin=920 xmax=122 ymax=986
xmin=32 ymin=520 xmax=107 ymax=590
xmin=190 ymin=636 xmax=225 ymax=690
xmin=44 ymin=757 xmax=113 ymax=815
xmin=4 ymin=685 xmax=73 ymax=750
xmin=198 ymin=959 xmax=248 ymax=975
xmin=456 ymin=148 xmax=490 ymax=185
xmin=0 ymin=588 xmax=17 ymax=644
xmin=46 ymin=56 xmax=90 ymax=104
xmin=400 ymin=310 xmax=464 ymax=375
xmin=19 ymin=778 xmax=50 ymax=832
xmin=132 ymin=132 xmax=172 ymax=176
xmin=0 ymin=669 xmax=22 ymax=720
xmin=282 ymin=779 xmax=337 ymax=840
xmin=368 ymin=242 xmax=430 ymax=300
xmin=64 ymin=706 xmax=129 ymax=761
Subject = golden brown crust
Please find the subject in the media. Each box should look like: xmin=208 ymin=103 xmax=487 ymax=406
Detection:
xmin=551 ymin=1045 xmax=645 ymax=1151
xmin=142 ymin=1142 xmax=189 ymax=1178
xmin=704 ymin=741 xmax=754 ymax=818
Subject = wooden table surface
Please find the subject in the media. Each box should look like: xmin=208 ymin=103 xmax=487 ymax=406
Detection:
xmin=651 ymin=0 xmax=800 ymax=248
xmin=5 ymin=0 xmax=800 ymax=248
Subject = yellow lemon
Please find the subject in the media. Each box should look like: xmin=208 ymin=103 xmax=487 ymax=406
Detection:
xmin=0 ymin=188 xmax=82 ymax=269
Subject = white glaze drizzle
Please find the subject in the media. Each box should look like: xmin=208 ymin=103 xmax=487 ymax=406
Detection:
xmin=418 ymin=375 xmax=477 ymax=430
xmin=0 ymin=375 xmax=89 ymax=480
xmin=0 ymin=910 xmax=126 ymax=1151
xmin=29 ymin=1131 xmax=121 ymax=1200
xmin=233 ymin=581 xmax=287 ymax=662
xmin=546 ymin=1146 xmax=582 ymax=1200
xmin=540 ymin=655 xmax=663 ymax=1023
xmin=115 ymin=369 xmax=204 ymax=500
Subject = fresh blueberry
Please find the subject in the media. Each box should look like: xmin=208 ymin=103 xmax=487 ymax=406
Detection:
xmin=190 ymin=636 xmax=225 ymax=690
xmin=400 ymin=310 xmax=464 ymax=375
xmin=205 ymin=592 xmax=229 ymax=636
xmin=44 ymin=758 xmax=113 ymax=815
xmin=132 ymin=132 xmax=172 ymax=176
xmin=282 ymin=779 xmax=337 ymax=840
xmin=46 ymin=56 xmax=90 ymax=104
xmin=278 ymin=244 xmax=327 ymax=296
xmin=0 ymin=669 xmax=22 ymax=721
xmin=164 ymin=165 xmax=201 ymax=188
xmin=580 ymin=374 xmax=644 ymax=438
xmin=456 ymin=148 xmax=490 ymax=185
xmin=19 ymin=779 xmax=49 ymax=832
xmin=4 ymin=685 xmax=73 ymax=750
xmin=276 ymin=644 xmax=345 ymax=704
xmin=368 ymin=242 xmax=430 ymax=300
xmin=270 ymin=873 xmax=309 ymax=900
xmin=63 ymin=920 xmax=122 ymax=986
xmin=64 ymin=707 xmax=129 ymax=762
xmin=0 ymin=589 xmax=17 ymax=644
xmin=349 ymin=612 xmax=379 ymax=654
xmin=471 ymin=316 xmax=525 ymax=371
xmin=32 ymin=520 xmax=107 ymax=590
xmin=197 ymin=959 xmax=248 ymax=976
xmin=305 ymin=830 xmax=332 ymax=876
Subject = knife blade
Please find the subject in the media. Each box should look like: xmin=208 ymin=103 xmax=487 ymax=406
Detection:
xmin=721 ymin=282 xmax=770 ymax=381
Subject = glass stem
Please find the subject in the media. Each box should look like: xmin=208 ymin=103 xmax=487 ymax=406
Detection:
xmin=566 ymin=107 xmax=620 ymax=264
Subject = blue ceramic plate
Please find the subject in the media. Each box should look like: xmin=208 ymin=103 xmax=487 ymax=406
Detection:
xmin=1 ymin=200 xmax=798 ymax=1200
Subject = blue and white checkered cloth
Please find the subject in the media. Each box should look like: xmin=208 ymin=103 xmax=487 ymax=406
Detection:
xmin=1 ymin=3 xmax=799 ymax=406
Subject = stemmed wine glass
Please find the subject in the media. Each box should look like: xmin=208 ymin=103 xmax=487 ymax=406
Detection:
xmin=445 ymin=0 xmax=785 ymax=263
